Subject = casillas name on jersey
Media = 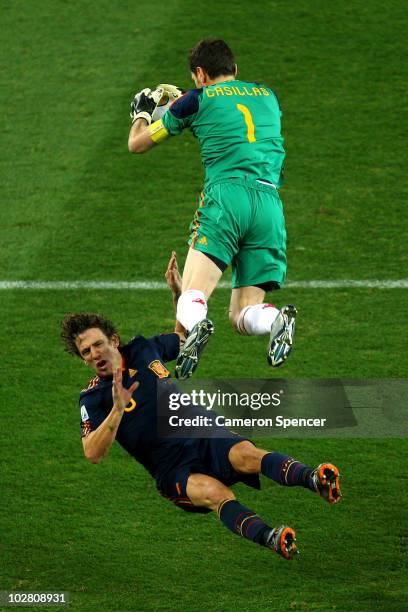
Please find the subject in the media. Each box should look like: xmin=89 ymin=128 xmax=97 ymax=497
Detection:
xmin=79 ymin=333 xmax=180 ymax=477
xmin=162 ymin=79 xmax=285 ymax=188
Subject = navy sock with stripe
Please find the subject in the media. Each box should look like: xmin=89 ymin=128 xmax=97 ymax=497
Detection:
xmin=261 ymin=452 xmax=314 ymax=491
xmin=217 ymin=499 xmax=271 ymax=546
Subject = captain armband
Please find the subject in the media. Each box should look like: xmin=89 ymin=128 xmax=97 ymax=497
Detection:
xmin=148 ymin=119 xmax=170 ymax=143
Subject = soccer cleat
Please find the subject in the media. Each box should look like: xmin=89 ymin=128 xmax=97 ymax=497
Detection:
xmin=267 ymin=304 xmax=297 ymax=367
xmin=265 ymin=525 xmax=298 ymax=560
xmin=311 ymin=463 xmax=342 ymax=504
xmin=175 ymin=319 xmax=214 ymax=380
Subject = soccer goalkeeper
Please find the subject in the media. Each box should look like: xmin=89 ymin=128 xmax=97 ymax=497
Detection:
xmin=128 ymin=38 xmax=295 ymax=380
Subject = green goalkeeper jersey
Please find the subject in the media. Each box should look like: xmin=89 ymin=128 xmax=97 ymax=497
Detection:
xmin=161 ymin=79 xmax=285 ymax=188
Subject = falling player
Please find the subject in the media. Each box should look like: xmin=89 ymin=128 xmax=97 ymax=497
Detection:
xmin=60 ymin=256 xmax=342 ymax=560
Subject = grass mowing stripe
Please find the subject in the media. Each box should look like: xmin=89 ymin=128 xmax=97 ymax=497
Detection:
xmin=0 ymin=280 xmax=407 ymax=289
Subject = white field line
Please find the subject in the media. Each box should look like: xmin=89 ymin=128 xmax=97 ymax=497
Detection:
xmin=0 ymin=280 xmax=407 ymax=290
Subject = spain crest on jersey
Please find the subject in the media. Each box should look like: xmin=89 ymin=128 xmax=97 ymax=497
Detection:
xmin=148 ymin=360 xmax=170 ymax=379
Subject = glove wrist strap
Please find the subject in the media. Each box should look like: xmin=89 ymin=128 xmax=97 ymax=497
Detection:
xmin=132 ymin=111 xmax=152 ymax=125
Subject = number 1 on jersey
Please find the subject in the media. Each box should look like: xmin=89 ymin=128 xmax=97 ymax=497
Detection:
xmin=237 ymin=103 xmax=256 ymax=143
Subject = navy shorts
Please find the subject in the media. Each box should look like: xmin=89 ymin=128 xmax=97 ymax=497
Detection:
xmin=156 ymin=435 xmax=260 ymax=513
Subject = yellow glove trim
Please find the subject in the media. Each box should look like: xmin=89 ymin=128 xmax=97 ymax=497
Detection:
xmin=149 ymin=119 xmax=169 ymax=143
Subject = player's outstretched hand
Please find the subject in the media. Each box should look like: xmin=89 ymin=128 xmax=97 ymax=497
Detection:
xmin=112 ymin=367 xmax=139 ymax=412
xmin=165 ymin=250 xmax=182 ymax=299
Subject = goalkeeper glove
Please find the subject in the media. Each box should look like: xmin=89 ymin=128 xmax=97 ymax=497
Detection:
xmin=151 ymin=83 xmax=183 ymax=122
xmin=130 ymin=88 xmax=156 ymax=124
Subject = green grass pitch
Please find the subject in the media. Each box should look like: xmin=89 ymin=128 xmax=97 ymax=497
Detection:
xmin=1 ymin=1 xmax=407 ymax=610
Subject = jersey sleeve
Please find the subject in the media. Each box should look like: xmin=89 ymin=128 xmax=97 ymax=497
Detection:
xmin=79 ymin=398 xmax=106 ymax=438
xmin=162 ymin=89 xmax=202 ymax=135
xmin=148 ymin=333 xmax=180 ymax=363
